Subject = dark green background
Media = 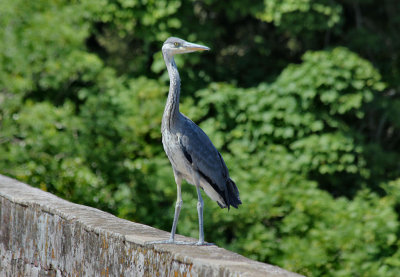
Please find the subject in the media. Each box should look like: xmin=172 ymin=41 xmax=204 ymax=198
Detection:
xmin=1 ymin=0 xmax=400 ymax=275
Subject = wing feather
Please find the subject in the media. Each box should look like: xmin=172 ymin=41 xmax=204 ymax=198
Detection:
xmin=177 ymin=115 xmax=241 ymax=209
xmin=179 ymin=117 xmax=228 ymax=190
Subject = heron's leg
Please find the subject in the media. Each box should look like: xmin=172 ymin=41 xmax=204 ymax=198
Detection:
xmin=191 ymin=170 xmax=214 ymax=246
xmin=146 ymin=172 xmax=194 ymax=245
xmin=169 ymin=173 xmax=183 ymax=241
xmin=145 ymin=171 xmax=213 ymax=246
xmin=195 ymin=182 xmax=205 ymax=245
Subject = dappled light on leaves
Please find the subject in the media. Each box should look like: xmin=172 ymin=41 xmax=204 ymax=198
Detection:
xmin=1 ymin=0 xmax=400 ymax=276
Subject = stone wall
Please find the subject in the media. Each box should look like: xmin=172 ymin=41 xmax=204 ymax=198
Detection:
xmin=0 ymin=174 xmax=302 ymax=277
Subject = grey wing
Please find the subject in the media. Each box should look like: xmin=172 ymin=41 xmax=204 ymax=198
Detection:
xmin=179 ymin=116 xmax=241 ymax=209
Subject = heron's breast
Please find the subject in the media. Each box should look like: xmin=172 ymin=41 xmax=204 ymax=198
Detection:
xmin=162 ymin=132 xmax=192 ymax=174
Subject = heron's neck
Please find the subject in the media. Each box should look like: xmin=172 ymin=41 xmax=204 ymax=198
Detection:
xmin=162 ymin=52 xmax=181 ymax=129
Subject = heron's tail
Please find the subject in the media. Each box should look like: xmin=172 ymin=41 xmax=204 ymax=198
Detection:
xmin=225 ymin=178 xmax=242 ymax=210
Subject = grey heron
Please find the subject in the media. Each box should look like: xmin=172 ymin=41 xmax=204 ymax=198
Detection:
xmin=152 ymin=37 xmax=241 ymax=246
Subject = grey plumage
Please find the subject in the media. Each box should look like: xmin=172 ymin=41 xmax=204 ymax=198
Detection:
xmin=173 ymin=115 xmax=241 ymax=209
xmin=153 ymin=37 xmax=241 ymax=245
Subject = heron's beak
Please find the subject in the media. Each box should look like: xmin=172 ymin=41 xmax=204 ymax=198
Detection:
xmin=183 ymin=42 xmax=210 ymax=52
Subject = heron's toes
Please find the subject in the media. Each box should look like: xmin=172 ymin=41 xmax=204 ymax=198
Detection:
xmin=195 ymin=241 xmax=215 ymax=246
xmin=146 ymin=239 xmax=205 ymax=245
xmin=146 ymin=239 xmax=215 ymax=246
xmin=145 ymin=239 xmax=174 ymax=245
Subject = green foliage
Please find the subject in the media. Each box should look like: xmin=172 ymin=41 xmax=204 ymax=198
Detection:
xmin=1 ymin=0 xmax=400 ymax=276
xmin=0 ymin=0 xmax=97 ymax=94
xmin=0 ymin=97 xmax=102 ymax=204
xmin=180 ymin=48 xmax=399 ymax=275
xmin=256 ymin=0 xmax=343 ymax=34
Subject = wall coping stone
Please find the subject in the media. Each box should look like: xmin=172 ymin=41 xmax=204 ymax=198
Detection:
xmin=0 ymin=174 xmax=303 ymax=277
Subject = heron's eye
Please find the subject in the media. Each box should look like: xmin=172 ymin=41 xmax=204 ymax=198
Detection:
xmin=174 ymin=42 xmax=180 ymax=47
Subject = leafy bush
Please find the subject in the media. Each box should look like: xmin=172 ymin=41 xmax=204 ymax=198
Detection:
xmin=1 ymin=0 xmax=400 ymax=276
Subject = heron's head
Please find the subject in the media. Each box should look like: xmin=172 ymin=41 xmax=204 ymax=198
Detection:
xmin=162 ymin=37 xmax=210 ymax=56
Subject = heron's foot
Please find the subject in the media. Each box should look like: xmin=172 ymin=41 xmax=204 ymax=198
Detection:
xmin=146 ymin=239 xmax=214 ymax=246
xmin=145 ymin=239 xmax=194 ymax=245
xmin=195 ymin=241 xmax=215 ymax=246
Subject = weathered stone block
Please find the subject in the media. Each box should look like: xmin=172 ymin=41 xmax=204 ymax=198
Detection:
xmin=0 ymin=174 xmax=302 ymax=277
